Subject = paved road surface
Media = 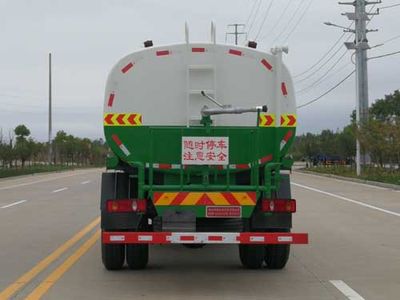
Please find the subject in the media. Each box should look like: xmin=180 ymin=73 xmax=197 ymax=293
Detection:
xmin=0 ymin=169 xmax=399 ymax=299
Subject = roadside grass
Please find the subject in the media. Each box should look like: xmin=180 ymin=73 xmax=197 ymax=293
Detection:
xmin=0 ymin=165 xmax=98 ymax=179
xmin=306 ymin=165 xmax=400 ymax=186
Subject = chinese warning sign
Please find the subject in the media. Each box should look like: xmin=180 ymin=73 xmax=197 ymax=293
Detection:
xmin=182 ymin=136 xmax=229 ymax=165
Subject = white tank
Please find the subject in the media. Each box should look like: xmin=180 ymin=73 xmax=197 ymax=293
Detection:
xmin=104 ymin=28 xmax=295 ymax=127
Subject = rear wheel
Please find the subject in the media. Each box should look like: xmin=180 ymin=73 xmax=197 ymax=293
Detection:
xmin=126 ymin=244 xmax=149 ymax=269
xmin=102 ymin=243 xmax=125 ymax=270
xmin=239 ymin=244 xmax=265 ymax=269
xmin=264 ymin=244 xmax=290 ymax=269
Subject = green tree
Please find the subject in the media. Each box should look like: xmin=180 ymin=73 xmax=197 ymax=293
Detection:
xmin=14 ymin=125 xmax=32 ymax=167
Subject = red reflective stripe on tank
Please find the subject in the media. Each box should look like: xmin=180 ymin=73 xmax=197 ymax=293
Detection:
xmin=121 ymin=62 xmax=134 ymax=73
xmin=111 ymin=134 xmax=122 ymax=146
xmin=260 ymin=154 xmax=273 ymax=164
xmin=283 ymin=130 xmax=293 ymax=142
xmin=229 ymin=49 xmax=242 ymax=56
xmin=156 ymin=50 xmax=170 ymax=56
xmin=281 ymin=82 xmax=288 ymax=96
xmin=261 ymin=58 xmax=273 ymax=71
xmin=107 ymin=93 xmax=115 ymax=107
xmin=192 ymin=47 xmax=205 ymax=52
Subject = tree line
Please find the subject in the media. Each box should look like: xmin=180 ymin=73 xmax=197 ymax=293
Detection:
xmin=0 ymin=125 xmax=108 ymax=168
xmin=291 ymin=89 xmax=400 ymax=168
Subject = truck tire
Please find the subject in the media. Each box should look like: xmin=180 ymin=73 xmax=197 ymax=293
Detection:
xmin=102 ymin=243 xmax=125 ymax=270
xmin=126 ymin=244 xmax=149 ymax=269
xmin=264 ymin=244 xmax=290 ymax=269
xmin=239 ymin=244 xmax=265 ymax=269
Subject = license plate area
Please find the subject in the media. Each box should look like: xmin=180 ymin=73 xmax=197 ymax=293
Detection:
xmin=206 ymin=206 xmax=242 ymax=218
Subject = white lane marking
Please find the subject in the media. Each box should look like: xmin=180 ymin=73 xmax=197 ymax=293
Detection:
xmin=330 ymin=280 xmax=365 ymax=300
xmin=295 ymin=171 xmax=387 ymax=190
xmin=52 ymin=187 xmax=68 ymax=193
xmin=0 ymin=170 xmax=100 ymax=191
xmin=1 ymin=200 xmax=27 ymax=209
xmin=292 ymin=182 xmax=400 ymax=217
xmin=81 ymin=180 xmax=91 ymax=185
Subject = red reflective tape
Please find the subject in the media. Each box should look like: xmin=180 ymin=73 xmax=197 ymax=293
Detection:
xmin=127 ymin=114 xmax=136 ymax=125
xmin=208 ymin=235 xmax=223 ymax=241
xmin=121 ymin=62 xmax=134 ymax=73
xmin=261 ymin=58 xmax=273 ymax=71
xmin=170 ymin=192 xmax=189 ymax=206
xmin=111 ymin=134 xmax=122 ymax=146
xmin=104 ymin=114 xmax=113 ymax=125
xmin=229 ymin=49 xmax=242 ymax=56
xmin=283 ymin=130 xmax=293 ymax=142
xmin=287 ymin=115 xmax=296 ymax=126
xmin=102 ymin=232 xmax=308 ymax=245
xmin=180 ymin=235 xmax=195 ymax=241
xmin=158 ymin=164 xmax=171 ymax=170
xmin=222 ymin=193 xmax=241 ymax=206
xmin=107 ymin=93 xmax=115 ymax=107
xmin=260 ymin=154 xmax=273 ymax=164
xmin=196 ymin=194 xmax=214 ymax=206
xmin=192 ymin=47 xmax=205 ymax=52
xmin=116 ymin=114 xmax=125 ymax=125
xmin=281 ymin=82 xmax=288 ymax=96
xmin=236 ymin=164 xmax=250 ymax=169
xmin=247 ymin=192 xmax=257 ymax=203
xmin=156 ymin=50 xmax=170 ymax=56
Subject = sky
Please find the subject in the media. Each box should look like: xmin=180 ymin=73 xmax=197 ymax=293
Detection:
xmin=0 ymin=0 xmax=399 ymax=141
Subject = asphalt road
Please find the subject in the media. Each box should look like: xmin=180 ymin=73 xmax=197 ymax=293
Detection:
xmin=0 ymin=169 xmax=399 ymax=300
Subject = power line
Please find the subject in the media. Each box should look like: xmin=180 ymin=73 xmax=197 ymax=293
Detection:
xmin=379 ymin=3 xmax=400 ymax=9
xmin=281 ymin=0 xmax=314 ymax=44
xmin=295 ymin=50 xmax=348 ymax=94
xmin=296 ymin=61 xmax=351 ymax=95
xmin=293 ymin=33 xmax=347 ymax=78
xmin=245 ymin=0 xmax=258 ymax=26
xmin=293 ymin=4 xmax=377 ymax=79
xmin=297 ymin=70 xmax=355 ymax=109
xmin=295 ymin=47 xmax=347 ymax=84
xmin=254 ymin=0 xmax=275 ymax=40
xmin=381 ymin=34 xmax=400 ymax=44
xmin=368 ymin=50 xmax=400 ymax=60
xmin=270 ymin=0 xmax=304 ymax=45
xmin=247 ymin=0 xmax=262 ymax=37
xmin=259 ymin=0 xmax=291 ymax=42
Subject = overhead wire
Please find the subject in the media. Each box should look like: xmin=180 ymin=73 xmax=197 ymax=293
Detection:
xmin=254 ymin=0 xmax=275 ymax=40
xmin=245 ymin=0 xmax=259 ymax=27
xmin=281 ymin=0 xmax=315 ymax=44
xmin=368 ymin=50 xmax=400 ymax=60
xmin=247 ymin=0 xmax=262 ymax=37
xmin=297 ymin=70 xmax=355 ymax=109
xmin=379 ymin=3 xmax=400 ymax=9
xmin=259 ymin=0 xmax=291 ymax=42
xmin=269 ymin=0 xmax=304 ymax=45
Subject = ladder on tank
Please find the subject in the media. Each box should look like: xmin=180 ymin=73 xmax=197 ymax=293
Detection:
xmin=185 ymin=22 xmax=217 ymax=126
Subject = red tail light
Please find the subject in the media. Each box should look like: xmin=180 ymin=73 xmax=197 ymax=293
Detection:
xmin=261 ymin=199 xmax=296 ymax=213
xmin=106 ymin=199 xmax=147 ymax=213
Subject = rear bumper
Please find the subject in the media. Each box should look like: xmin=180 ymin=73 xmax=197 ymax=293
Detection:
xmin=102 ymin=231 xmax=308 ymax=245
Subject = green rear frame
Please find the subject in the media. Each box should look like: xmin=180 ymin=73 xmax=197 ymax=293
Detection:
xmin=105 ymin=116 xmax=295 ymax=209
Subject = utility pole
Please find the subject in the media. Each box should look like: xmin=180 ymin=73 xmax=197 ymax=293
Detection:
xmin=329 ymin=0 xmax=380 ymax=176
xmin=48 ymin=53 xmax=53 ymax=165
xmin=225 ymin=24 xmax=247 ymax=45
